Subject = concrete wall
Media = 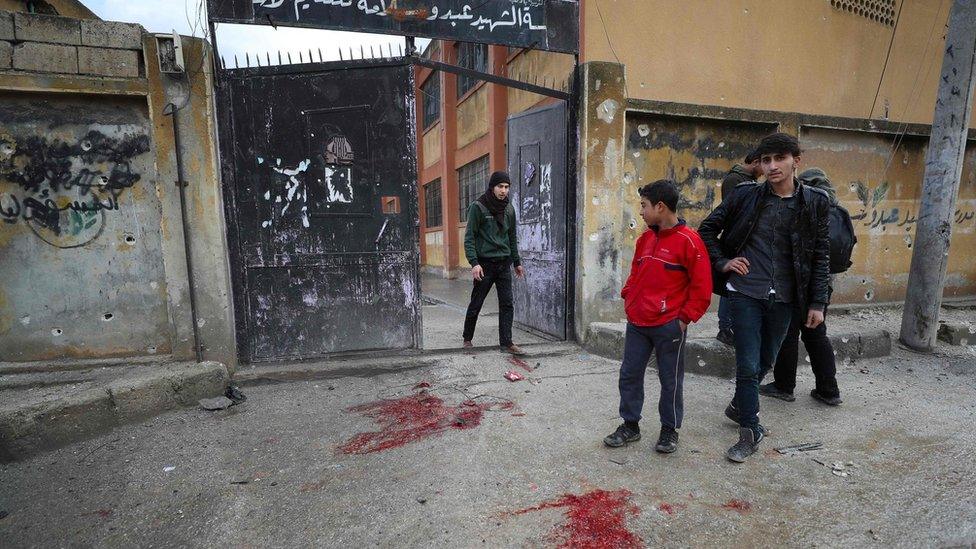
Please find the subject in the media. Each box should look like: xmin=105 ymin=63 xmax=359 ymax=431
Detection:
xmin=576 ymin=61 xmax=976 ymax=341
xmin=0 ymin=10 xmax=236 ymax=369
xmin=581 ymin=0 xmax=975 ymax=128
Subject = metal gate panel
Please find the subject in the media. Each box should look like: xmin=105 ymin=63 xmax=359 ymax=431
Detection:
xmin=507 ymin=103 xmax=568 ymax=340
xmin=217 ymin=60 xmax=420 ymax=362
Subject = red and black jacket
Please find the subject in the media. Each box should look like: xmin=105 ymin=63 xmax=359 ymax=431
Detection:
xmin=621 ymin=220 xmax=713 ymax=327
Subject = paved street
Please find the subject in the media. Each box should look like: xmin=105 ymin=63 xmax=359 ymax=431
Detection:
xmin=422 ymin=273 xmax=547 ymax=350
xmin=2 ymin=326 xmax=974 ymax=548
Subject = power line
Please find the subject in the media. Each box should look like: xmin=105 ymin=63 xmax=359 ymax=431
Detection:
xmin=869 ymin=0 xmax=905 ymax=119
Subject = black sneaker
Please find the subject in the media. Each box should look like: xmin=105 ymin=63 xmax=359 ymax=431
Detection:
xmin=655 ymin=426 xmax=679 ymax=453
xmin=726 ymin=427 xmax=764 ymax=463
xmin=716 ymin=329 xmax=735 ymax=346
xmin=759 ymin=382 xmax=796 ymax=402
xmin=724 ymin=402 xmax=768 ymax=434
xmin=810 ymin=389 xmax=843 ymax=406
xmin=603 ymin=424 xmax=641 ymax=448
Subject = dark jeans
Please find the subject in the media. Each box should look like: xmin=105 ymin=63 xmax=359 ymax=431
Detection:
xmin=718 ymin=296 xmax=733 ymax=332
xmin=728 ymin=292 xmax=793 ymax=434
xmin=772 ymin=307 xmax=840 ymax=398
xmin=618 ymin=320 xmax=687 ymax=429
xmin=462 ymin=258 xmax=514 ymax=346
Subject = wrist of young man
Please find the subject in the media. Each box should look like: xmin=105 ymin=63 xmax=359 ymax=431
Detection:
xmin=809 ymin=302 xmax=825 ymax=312
xmin=470 ymin=260 xmax=480 ymax=267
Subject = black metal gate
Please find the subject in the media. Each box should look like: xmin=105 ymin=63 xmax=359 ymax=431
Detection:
xmin=507 ymin=103 xmax=569 ymax=340
xmin=216 ymin=59 xmax=421 ymax=363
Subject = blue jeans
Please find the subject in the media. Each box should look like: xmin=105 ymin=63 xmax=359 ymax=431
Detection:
xmin=618 ymin=321 xmax=687 ymax=429
xmin=728 ymin=292 xmax=794 ymax=435
xmin=718 ymin=296 xmax=733 ymax=332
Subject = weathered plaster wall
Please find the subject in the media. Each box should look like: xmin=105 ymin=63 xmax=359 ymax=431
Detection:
xmin=0 ymin=10 xmax=235 ymax=368
xmin=582 ymin=0 xmax=975 ymax=128
xmin=800 ymin=127 xmax=976 ymax=303
xmin=0 ymin=93 xmax=171 ymax=361
xmin=577 ymin=60 xmax=976 ymax=341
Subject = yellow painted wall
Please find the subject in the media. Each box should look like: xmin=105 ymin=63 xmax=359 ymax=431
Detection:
xmin=422 ymin=122 xmax=441 ymax=168
xmin=425 ymin=230 xmax=445 ymax=267
xmin=800 ymin=127 xmax=976 ymax=303
xmin=506 ymin=50 xmax=575 ymax=115
xmin=456 ymin=84 xmax=489 ymax=148
xmin=584 ymin=0 xmax=975 ymax=126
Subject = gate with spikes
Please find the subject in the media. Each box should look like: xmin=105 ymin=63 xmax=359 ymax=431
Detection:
xmin=215 ymin=56 xmax=421 ymax=362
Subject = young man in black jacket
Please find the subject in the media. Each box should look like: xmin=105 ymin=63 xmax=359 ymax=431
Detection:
xmin=699 ymin=133 xmax=832 ymax=462
xmin=716 ymin=151 xmax=763 ymax=346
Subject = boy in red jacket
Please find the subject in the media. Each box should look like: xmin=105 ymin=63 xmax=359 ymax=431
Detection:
xmin=603 ymin=180 xmax=713 ymax=453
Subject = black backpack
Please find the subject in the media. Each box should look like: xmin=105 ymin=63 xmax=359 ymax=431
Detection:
xmin=828 ymin=203 xmax=857 ymax=274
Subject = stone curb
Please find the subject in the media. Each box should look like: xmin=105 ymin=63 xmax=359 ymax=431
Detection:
xmin=0 ymin=361 xmax=229 ymax=463
xmin=233 ymin=342 xmax=580 ymax=387
xmin=584 ymin=322 xmax=892 ymax=379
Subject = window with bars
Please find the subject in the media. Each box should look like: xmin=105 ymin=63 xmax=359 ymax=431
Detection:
xmin=424 ymin=179 xmax=442 ymax=228
xmin=456 ymin=42 xmax=488 ymax=99
xmin=458 ymin=156 xmax=490 ymax=222
xmin=421 ymin=73 xmax=440 ymax=129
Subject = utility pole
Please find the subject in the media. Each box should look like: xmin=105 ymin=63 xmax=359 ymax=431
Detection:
xmin=900 ymin=0 xmax=976 ymax=351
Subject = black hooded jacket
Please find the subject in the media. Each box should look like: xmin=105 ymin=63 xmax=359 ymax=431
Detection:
xmin=698 ymin=180 xmax=831 ymax=312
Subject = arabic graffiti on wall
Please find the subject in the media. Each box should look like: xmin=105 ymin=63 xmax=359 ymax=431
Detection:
xmin=0 ymin=130 xmax=152 ymax=248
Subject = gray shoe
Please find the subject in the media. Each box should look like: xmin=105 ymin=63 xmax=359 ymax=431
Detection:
xmin=759 ymin=382 xmax=796 ymax=402
xmin=655 ymin=426 xmax=679 ymax=453
xmin=726 ymin=427 xmax=764 ymax=463
xmin=603 ymin=424 xmax=641 ymax=448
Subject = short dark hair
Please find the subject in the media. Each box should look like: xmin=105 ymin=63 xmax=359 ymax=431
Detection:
xmin=755 ymin=132 xmax=801 ymax=158
xmin=744 ymin=150 xmax=759 ymax=164
xmin=638 ymin=179 xmax=679 ymax=212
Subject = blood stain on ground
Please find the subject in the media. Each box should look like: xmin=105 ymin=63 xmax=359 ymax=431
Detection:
xmin=339 ymin=389 xmax=513 ymax=454
xmin=722 ymin=499 xmax=753 ymax=513
xmin=412 ymin=381 xmax=432 ymax=390
xmin=507 ymin=357 xmax=533 ymax=372
xmin=658 ymin=501 xmax=686 ymax=515
xmin=510 ymin=489 xmax=642 ymax=548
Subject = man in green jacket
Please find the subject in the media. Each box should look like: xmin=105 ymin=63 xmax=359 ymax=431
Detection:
xmin=462 ymin=171 xmax=526 ymax=355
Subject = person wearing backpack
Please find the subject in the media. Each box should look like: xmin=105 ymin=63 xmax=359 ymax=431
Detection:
xmin=698 ymin=133 xmax=832 ymax=462
xmin=760 ymin=168 xmax=852 ymax=406
xmin=462 ymin=171 xmax=526 ymax=355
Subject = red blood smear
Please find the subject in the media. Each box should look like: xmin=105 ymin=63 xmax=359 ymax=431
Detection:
xmin=508 ymin=357 xmax=533 ymax=372
xmin=339 ymin=392 xmax=510 ymax=454
xmin=95 ymin=509 xmax=112 ymax=518
xmin=658 ymin=502 xmax=676 ymax=515
xmin=722 ymin=499 xmax=752 ymax=513
xmin=412 ymin=381 xmax=432 ymax=390
xmin=511 ymin=489 xmax=642 ymax=549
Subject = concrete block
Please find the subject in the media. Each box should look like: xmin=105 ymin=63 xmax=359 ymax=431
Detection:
xmin=0 ymin=11 xmax=13 ymax=41
xmin=829 ymin=333 xmax=861 ymax=361
xmin=0 ymin=40 xmax=11 ymax=69
xmin=12 ymin=42 xmax=78 ymax=73
xmin=80 ymin=19 xmax=143 ymax=50
xmin=13 ymin=12 xmax=80 ymax=44
xmin=857 ymin=329 xmax=892 ymax=358
xmin=169 ymin=361 xmax=229 ymax=406
xmin=585 ymin=322 xmax=626 ymax=361
xmin=78 ymin=46 xmax=139 ymax=78
xmin=938 ymin=322 xmax=976 ymax=346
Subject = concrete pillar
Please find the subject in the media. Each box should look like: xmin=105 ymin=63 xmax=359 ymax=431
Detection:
xmin=487 ymin=45 xmax=509 ymax=174
xmin=439 ymin=43 xmax=460 ymax=278
xmin=575 ymin=61 xmax=628 ymax=342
